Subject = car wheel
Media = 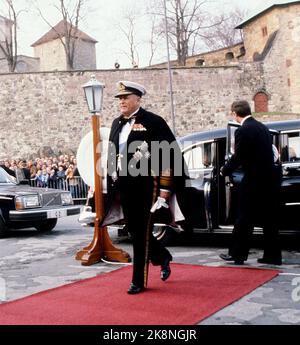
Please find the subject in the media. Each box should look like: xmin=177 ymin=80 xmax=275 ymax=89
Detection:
xmin=0 ymin=216 xmax=8 ymax=238
xmin=35 ymin=219 xmax=58 ymax=232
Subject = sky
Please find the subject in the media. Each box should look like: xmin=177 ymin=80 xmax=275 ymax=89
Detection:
xmin=0 ymin=0 xmax=272 ymax=69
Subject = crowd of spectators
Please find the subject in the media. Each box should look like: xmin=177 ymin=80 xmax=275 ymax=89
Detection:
xmin=0 ymin=155 xmax=81 ymax=193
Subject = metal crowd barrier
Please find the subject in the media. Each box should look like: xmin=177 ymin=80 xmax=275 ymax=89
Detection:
xmin=29 ymin=176 xmax=88 ymax=204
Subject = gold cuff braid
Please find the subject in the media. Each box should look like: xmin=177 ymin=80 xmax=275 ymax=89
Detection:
xmin=160 ymin=169 xmax=173 ymax=189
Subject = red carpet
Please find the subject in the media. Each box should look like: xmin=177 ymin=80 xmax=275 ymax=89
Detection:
xmin=0 ymin=264 xmax=278 ymax=325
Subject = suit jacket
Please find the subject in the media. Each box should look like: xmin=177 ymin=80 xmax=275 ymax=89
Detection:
xmin=223 ymin=118 xmax=273 ymax=178
xmin=103 ymin=107 xmax=188 ymax=226
xmin=222 ymin=117 xmax=280 ymax=195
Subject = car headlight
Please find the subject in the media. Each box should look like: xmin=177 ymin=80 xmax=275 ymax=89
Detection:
xmin=15 ymin=195 xmax=41 ymax=209
xmin=61 ymin=192 xmax=73 ymax=205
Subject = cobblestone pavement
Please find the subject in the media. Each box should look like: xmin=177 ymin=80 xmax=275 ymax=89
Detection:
xmin=0 ymin=215 xmax=300 ymax=325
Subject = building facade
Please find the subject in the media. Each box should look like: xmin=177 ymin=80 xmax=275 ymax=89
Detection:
xmin=31 ymin=20 xmax=98 ymax=72
xmin=151 ymin=1 xmax=300 ymax=113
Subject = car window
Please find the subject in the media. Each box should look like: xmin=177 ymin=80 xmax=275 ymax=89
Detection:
xmin=281 ymin=132 xmax=300 ymax=163
xmin=0 ymin=168 xmax=16 ymax=184
xmin=183 ymin=142 xmax=215 ymax=170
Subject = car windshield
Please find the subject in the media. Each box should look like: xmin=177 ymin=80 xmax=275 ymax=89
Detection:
xmin=0 ymin=167 xmax=16 ymax=184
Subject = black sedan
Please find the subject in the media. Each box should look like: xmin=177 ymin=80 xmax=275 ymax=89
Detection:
xmin=179 ymin=119 xmax=300 ymax=234
xmin=0 ymin=167 xmax=81 ymax=237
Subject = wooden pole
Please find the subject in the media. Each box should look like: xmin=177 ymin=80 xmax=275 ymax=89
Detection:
xmin=76 ymin=114 xmax=131 ymax=265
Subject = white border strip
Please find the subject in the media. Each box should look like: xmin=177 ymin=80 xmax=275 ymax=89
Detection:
xmin=279 ymin=273 xmax=300 ymax=276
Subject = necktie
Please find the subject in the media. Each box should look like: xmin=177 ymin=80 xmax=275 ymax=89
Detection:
xmin=117 ymin=116 xmax=136 ymax=172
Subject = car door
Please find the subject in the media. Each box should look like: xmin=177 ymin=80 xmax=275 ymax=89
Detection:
xmin=182 ymin=139 xmax=220 ymax=230
xmin=278 ymin=129 xmax=300 ymax=229
xmin=223 ymin=122 xmax=242 ymax=224
xmin=224 ymin=122 xmax=279 ymax=226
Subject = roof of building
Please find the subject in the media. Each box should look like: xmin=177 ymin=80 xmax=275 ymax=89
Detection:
xmin=31 ymin=20 xmax=98 ymax=47
xmin=236 ymin=0 xmax=300 ymax=29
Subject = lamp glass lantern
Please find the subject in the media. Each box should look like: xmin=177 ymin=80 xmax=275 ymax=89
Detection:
xmin=83 ymin=75 xmax=105 ymax=114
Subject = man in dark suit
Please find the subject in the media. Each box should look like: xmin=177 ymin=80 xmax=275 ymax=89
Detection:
xmin=219 ymin=100 xmax=282 ymax=265
xmin=105 ymin=81 xmax=186 ymax=294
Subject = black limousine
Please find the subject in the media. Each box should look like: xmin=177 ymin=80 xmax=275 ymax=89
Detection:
xmin=0 ymin=167 xmax=81 ymax=237
xmin=178 ymin=119 xmax=300 ymax=234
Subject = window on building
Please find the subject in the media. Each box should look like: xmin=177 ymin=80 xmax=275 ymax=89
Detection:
xmin=254 ymin=92 xmax=269 ymax=113
xmin=262 ymin=26 xmax=268 ymax=37
xmin=195 ymin=59 xmax=205 ymax=66
xmin=225 ymin=52 xmax=234 ymax=61
xmin=253 ymin=52 xmax=261 ymax=61
xmin=240 ymin=47 xmax=246 ymax=56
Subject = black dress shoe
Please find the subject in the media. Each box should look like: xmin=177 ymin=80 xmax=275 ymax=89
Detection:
xmin=219 ymin=253 xmax=244 ymax=265
xmin=127 ymin=283 xmax=144 ymax=294
xmin=161 ymin=258 xmax=171 ymax=281
xmin=257 ymin=258 xmax=282 ymax=265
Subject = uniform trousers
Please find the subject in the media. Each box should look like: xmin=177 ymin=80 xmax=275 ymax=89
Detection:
xmin=118 ymin=175 xmax=172 ymax=288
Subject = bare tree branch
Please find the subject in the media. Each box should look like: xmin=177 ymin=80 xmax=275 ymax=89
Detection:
xmin=33 ymin=0 xmax=87 ymax=70
xmin=147 ymin=0 xmax=225 ymax=66
xmin=117 ymin=6 xmax=141 ymax=68
xmin=0 ymin=0 xmax=20 ymax=72
xmin=202 ymin=7 xmax=247 ymax=50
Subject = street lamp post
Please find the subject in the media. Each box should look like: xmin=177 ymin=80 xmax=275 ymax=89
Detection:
xmin=76 ymin=75 xmax=131 ymax=266
xmin=163 ymin=0 xmax=176 ymax=136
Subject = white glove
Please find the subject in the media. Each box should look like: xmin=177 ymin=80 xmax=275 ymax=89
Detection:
xmin=150 ymin=197 xmax=169 ymax=213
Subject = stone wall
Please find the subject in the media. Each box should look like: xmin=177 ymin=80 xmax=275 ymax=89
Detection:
xmin=263 ymin=4 xmax=300 ymax=114
xmin=153 ymin=43 xmax=245 ymax=68
xmin=185 ymin=43 xmax=245 ymax=67
xmin=242 ymin=7 xmax=281 ymax=61
xmin=0 ymin=64 xmax=266 ymax=159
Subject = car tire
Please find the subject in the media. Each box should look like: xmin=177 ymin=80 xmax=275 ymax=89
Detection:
xmin=35 ymin=219 xmax=58 ymax=232
xmin=0 ymin=215 xmax=8 ymax=238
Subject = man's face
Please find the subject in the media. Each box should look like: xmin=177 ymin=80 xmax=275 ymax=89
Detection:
xmin=118 ymin=94 xmax=140 ymax=117
xmin=230 ymin=110 xmax=240 ymax=123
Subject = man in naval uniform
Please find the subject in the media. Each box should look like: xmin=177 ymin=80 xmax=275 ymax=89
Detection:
xmin=105 ymin=81 xmax=186 ymax=294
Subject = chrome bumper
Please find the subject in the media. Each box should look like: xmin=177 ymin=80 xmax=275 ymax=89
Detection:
xmin=9 ymin=205 xmax=81 ymax=222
